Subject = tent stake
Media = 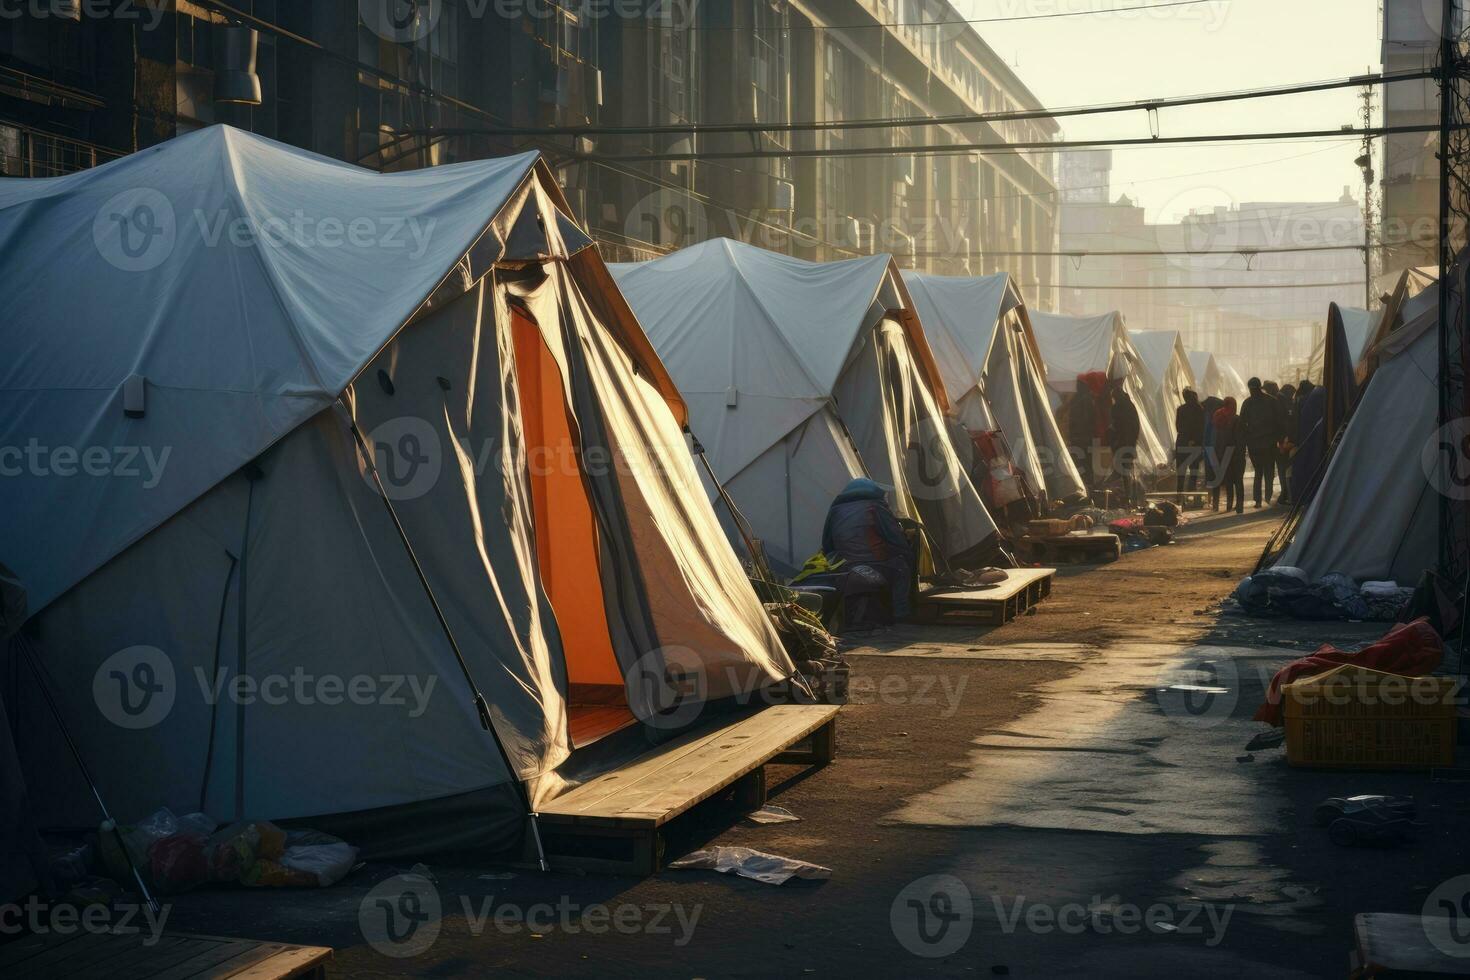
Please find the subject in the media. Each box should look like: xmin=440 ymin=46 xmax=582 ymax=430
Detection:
xmin=342 ymin=405 xmax=549 ymax=872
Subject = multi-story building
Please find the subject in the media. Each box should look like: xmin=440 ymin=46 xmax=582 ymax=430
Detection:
xmin=1058 ymin=151 xmax=1365 ymax=383
xmin=1 ymin=1 xmax=1060 ymax=304
xmin=1380 ymin=0 xmax=1448 ymax=278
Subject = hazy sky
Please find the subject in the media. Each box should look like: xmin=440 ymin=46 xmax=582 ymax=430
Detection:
xmin=953 ymin=0 xmax=1385 ymax=222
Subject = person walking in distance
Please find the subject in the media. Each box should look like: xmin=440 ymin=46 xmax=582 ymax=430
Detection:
xmin=1240 ymin=377 xmax=1282 ymax=508
xmin=1213 ymin=396 xmax=1247 ymax=514
xmin=1110 ymin=383 xmax=1143 ymax=507
xmin=1276 ymin=383 xmax=1298 ymax=506
xmin=1201 ymin=395 xmax=1224 ymax=511
xmin=1173 ymin=388 xmax=1206 ymax=506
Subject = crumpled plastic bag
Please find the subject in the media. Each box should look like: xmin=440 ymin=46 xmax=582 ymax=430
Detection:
xmin=238 ymin=827 xmax=356 ymax=888
xmin=668 ymin=846 xmax=831 ymax=885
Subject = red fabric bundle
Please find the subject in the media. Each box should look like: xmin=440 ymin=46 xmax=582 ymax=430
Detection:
xmin=1253 ymin=617 xmax=1445 ymax=726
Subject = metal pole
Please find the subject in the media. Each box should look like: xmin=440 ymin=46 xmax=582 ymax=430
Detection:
xmin=1441 ymin=0 xmax=1456 ymax=581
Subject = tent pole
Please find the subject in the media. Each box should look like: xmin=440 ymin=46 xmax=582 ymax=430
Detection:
xmin=341 ymin=405 xmax=549 ymax=872
xmin=17 ymin=637 xmax=160 ymax=915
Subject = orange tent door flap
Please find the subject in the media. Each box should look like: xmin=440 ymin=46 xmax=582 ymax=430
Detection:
xmin=509 ymin=305 xmax=624 ymax=692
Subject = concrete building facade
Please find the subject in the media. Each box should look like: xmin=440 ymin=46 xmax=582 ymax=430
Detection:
xmin=2 ymin=1 xmax=1060 ymax=304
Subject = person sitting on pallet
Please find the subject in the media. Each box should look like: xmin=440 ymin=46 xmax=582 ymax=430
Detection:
xmin=821 ymin=478 xmax=916 ymax=628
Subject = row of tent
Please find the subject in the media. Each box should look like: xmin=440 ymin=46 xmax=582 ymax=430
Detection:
xmin=0 ymin=128 xmax=1249 ymax=890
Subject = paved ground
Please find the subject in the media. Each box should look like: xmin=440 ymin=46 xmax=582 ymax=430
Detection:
xmin=164 ymin=508 xmax=1470 ymax=978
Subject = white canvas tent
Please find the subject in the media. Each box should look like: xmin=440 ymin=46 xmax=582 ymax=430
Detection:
xmin=1028 ymin=311 xmax=1170 ymax=471
xmin=0 ymin=127 xmax=794 ymax=855
xmin=1186 ymin=350 xmax=1226 ymax=400
xmin=611 ymin=238 xmax=1001 ymax=574
xmin=901 ymin=270 xmax=1087 ymax=505
xmin=1129 ymin=330 xmax=1197 ymax=450
xmin=1216 ymin=359 xmax=1250 ymax=402
xmin=1275 ymin=285 xmax=1440 ymax=584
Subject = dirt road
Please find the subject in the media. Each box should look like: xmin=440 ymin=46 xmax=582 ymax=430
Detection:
xmin=168 ymin=510 xmax=1469 ymax=978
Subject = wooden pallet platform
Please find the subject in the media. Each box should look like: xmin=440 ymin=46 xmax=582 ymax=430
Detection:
xmin=533 ymin=703 xmax=839 ymax=875
xmin=0 ymin=929 xmax=331 ymax=980
xmin=912 ymin=567 xmax=1055 ymax=626
xmin=1026 ymin=530 xmax=1122 ymax=565
xmin=1146 ymin=490 xmax=1206 ymax=509
xmin=1351 ymin=912 xmax=1470 ymax=977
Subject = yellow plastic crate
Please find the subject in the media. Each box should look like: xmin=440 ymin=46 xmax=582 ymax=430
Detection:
xmin=1282 ymin=664 xmax=1459 ymax=770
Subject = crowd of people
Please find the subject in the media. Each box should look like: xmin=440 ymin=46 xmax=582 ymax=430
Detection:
xmin=1172 ymin=376 xmax=1321 ymax=514
xmin=1061 ymin=371 xmax=1324 ymax=515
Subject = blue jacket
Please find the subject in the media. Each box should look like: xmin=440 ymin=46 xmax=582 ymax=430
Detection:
xmin=821 ymin=480 xmax=912 ymax=564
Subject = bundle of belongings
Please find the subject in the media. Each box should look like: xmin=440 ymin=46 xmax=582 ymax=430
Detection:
xmin=1253 ymin=618 xmax=1444 ymax=725
xmin=1106 ymin=501 xmax=1181 ymax=551
xmin=753 ymin=577 xmax=846 ymax=703
xmin=1233 ymin=565 xmax=1416 ymax=621
xmin=967 ymin=429 xmax=1038 ymax=523
xmin=67 ymin=807 xmax=360 ymax=897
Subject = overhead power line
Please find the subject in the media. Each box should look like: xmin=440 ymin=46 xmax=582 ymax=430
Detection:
xmin=375 ymin=69 xmax=1434 ymax=142
xmin=953 ymin=242 xmax=1436 ymax=258
xmin=1043 ymin=280 xmax=1367 ymax=291
xmin=579 ymin=124 xmax=1455 ymax=163
xmin=682 ymin=0 xmax=1229 ymax=31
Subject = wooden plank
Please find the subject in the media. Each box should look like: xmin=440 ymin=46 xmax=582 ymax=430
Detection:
xmin=135 ymin=939 xmax=280 ymax=980
xmin=70 ymin=935 xmax=232 ymax=980
xmin=27 ymin=931 xmax=141 ymax=977
xmin=546 ymin=711 xmax=832 ymax=827
xmin=543 ymin=705 xmax=833 ymax=817
xmin=540 ymin=704 xmax=839 ymax=829
xmin=914 ymin=569 xmax=1055 ymax=626
xmin=1355 ymin=912 xmax=1470 ymax=976
xmin=919 ymin=568 xmax=1055 ymax=605
xmin=226 ymin=945 xmax=331 ymax=980
xmin=569 ymin=704 xmax=637 ymax=748
xmin=0 ymin=928 xmax=85 ymax=969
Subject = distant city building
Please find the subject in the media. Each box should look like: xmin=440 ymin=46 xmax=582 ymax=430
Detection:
xmin=0 ymin=0 xmax=1061 ymax=305
xmin=1058 ymin=154 xmax=1364 ymax=383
